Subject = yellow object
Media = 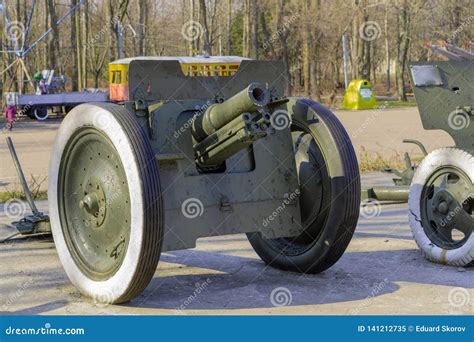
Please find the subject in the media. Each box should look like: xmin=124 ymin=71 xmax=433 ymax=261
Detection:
xmin=108 ymin=56 xmax=247 ymax=102
xmin=342 ymin=79 xmax=377 ymax=110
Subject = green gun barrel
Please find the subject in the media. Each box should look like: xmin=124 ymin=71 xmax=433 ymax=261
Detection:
xmin=192 ymin=82 xmax=269 ymax=141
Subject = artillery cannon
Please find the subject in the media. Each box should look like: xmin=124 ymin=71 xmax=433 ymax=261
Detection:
xmin=48 ymin=57 xmax=360 ymax=303
xmin=407 ymin=56 xmax=473 ymax=266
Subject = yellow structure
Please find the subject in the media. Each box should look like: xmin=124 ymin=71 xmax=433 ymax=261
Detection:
xmin=342 ymin=79 xmax=377 ymax=110
xmin=109 ymin=56 xmax=247 ymax=102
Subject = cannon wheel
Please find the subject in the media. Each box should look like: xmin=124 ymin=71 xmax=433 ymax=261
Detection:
xmin=247 ymin=99 xmax=360 ymax=273
xmin=49 ymin=103 xmax=163 ymax=304
xmin=409 ymin=148 xmax=473 ymax=266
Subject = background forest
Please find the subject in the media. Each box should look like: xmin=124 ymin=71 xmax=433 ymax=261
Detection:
xmin=1 ymin=0 xmax=473 ymax=103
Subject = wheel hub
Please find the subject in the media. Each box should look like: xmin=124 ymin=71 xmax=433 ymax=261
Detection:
xmin=421 ymin=167 xmax=473 ymax=249
xmin=79 ymin=179 xmax=107 ymax=227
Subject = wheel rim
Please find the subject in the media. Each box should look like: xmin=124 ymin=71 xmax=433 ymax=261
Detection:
xmin=420 ymin=166 xmax=473 ymax=249
xmin=267 ymin=122 xmax=331 ymax=255
xmin=58 ymin=127 xmax=131 ymax=280
xmin=34 ymin=107 xmax=48 ymax=120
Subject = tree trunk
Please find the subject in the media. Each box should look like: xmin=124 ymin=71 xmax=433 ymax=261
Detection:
xmin=250 ymin=0 xmax=258 ymax=59
xmin=198 ymin=0 xmax=211 ymax=54
xmin=71 ymin=0 xmax=79 ymax=91
xmin=138 ymin=0 xmax=147 ymax=55
xmin=46 ymin=0 xmax=60 ymax=68
xmin=227 ymin=0 xmax=232 ymax=54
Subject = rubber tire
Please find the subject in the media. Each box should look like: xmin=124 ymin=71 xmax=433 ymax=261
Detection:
xmin=247 ymin=99 xmax=361 ymax=273
xmin=49 ymin=103 xmax=163 ymax=303
xmin=408 ymin=147 xmax=474 ymax=266
xmin=34 ymin=107 xmax=49 ymax=120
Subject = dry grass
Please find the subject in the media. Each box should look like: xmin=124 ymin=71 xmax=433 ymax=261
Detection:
xmin=358 ymin=146 xmax=406 ymax=173
xmin=0 ymin=175 xmax=48 ymax=203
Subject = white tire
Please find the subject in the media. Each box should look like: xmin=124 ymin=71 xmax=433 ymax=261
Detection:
xmin=49 ymin=103 xmax=163 ymax=303
xmin=408 ymin=147 xmax=474 ymax=266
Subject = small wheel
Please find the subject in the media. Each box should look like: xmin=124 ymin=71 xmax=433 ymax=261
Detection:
xmin=34 ymin=106 xmax=49 ymax=120
xmin=247 ymin=99 xmax=360 ymax=273
xmin=409 ymin=147 xmax=473 ymax=266
xmin=49 ymin=103 xmax=163 ymax=303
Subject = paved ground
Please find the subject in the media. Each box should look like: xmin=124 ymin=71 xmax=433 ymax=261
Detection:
xmin=0 ymin=108 xmax=471 ymax=315
xmin=0 ymin=173 xmax=471 ymax=315
xmin=0 ymin=107 xmax=454 ymax=192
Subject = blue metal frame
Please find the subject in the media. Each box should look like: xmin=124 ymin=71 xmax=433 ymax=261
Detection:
xmin=1 ymin=0 xmax=86 ymax=57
